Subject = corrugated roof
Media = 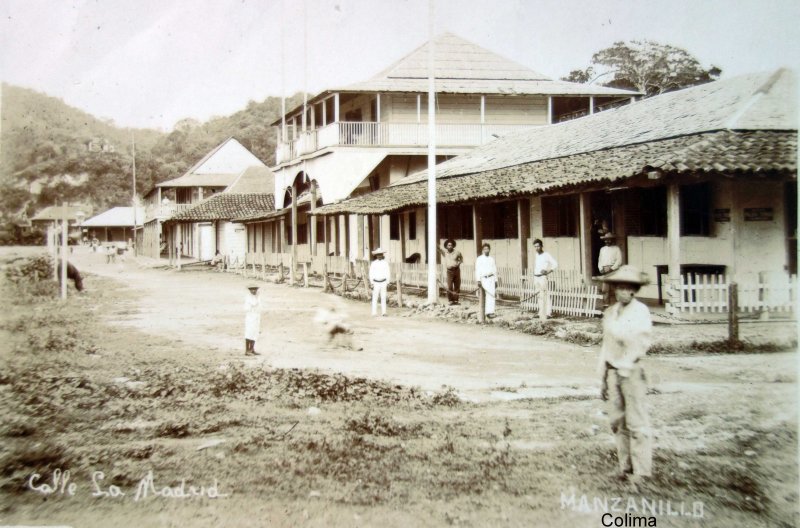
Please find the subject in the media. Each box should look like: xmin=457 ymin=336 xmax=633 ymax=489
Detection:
xmin=273 ymin=33 xmax=637 ymax=125
xmin=82 ymin=207 xmax=145 ymax=227
xmin=226 ymin=166 xmax=275 ymax=194
xmin=313 ymin=130 xmax=796 ymax=216
xmin=393 ymin=69 xmax=796 ymax=186
xmin=166 ymin=193 xmax=275 ymax=223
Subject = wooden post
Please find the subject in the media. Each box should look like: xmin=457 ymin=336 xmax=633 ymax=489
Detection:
xmin=666 ymin=184 xmax=681 ymax=313
xmin=362 ymin=261 xmax=371 ymax=298
xmin=323 ymin=263 xmax=331 ymax=292
xmin=60 ymin=208 xmax=68 ymax=300
xmin=477 ymin=284 xmax=486 ymax=324
xmin=578 ymin=192 xmax=592 ymax=285
xmin=51 ymin=223 xmax=58 ymax=280
xmin=518 ymin=198 xmax=530 ymax=271
xmin=302 ymin=262 xmax=309 ymax=288
xmin=310 ymin=182 xmax=317 ymax=256
xmin=397 ymin=269 xmax=404 ymax=307
xmin=472 ymin=204 xmax=483 ymax=257
xmin=728 ymin=282 xmax=739 ymax=344
xmin=289 ymin=254 xmax=295 ymax=285
xmin=177 ymin=227 xmax=182 ymax=270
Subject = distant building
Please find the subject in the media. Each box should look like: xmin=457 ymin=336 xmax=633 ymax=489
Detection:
xmin=82 ymin=207 xmax=145 ymax=243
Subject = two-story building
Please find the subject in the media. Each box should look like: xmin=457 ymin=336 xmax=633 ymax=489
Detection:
xmin=312 ymin=69 xmax=797 ymax=309
xmin=136 ymin=137 xmax=268 ymax=260
xmin=240 ymin=32 xmax=637 ymax=268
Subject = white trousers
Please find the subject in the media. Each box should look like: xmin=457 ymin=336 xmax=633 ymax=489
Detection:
xmin=371 ymin=281 xmax=387 ymax=315
xmin=534 ymin=275 xmax=551 ymax=320
xmin=479 ymin=277 xmax=496 ymax=315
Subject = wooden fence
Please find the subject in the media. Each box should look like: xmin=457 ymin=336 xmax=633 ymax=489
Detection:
xmin=667 ymin=272 xmax=797 ymax=314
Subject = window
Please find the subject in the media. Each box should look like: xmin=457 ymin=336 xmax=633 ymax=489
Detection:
xmin=680 ymin=183 xmax=712 ymax=236
xmin=408 ymin=212 xmax=417 ymax=240
xmin=626 ymin=187 xmax=667 ymax=236
xmin=296 ymin=223 xmax=308 ymax=245
xmin=487 ymin=202 xmax=518 ymax=239
xmin=389 ymin=213 xmax=400 ymax=240
xmin=439 ymin=205 xmax=474 ymax=240
xmin=542 ymin=195 xmax=577 ymax=237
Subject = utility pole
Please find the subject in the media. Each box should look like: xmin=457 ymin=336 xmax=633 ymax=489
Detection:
xmin=426 ymin=0 xmax=437 ymax=304
xmin=60 ymin=203 xmax=68 ymax=300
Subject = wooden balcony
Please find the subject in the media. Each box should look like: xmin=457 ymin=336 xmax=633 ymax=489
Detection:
xmin=143 ymin=203 xmax=194 ymax=222
xmin=275 ymin=121 xmax=541 ymax=164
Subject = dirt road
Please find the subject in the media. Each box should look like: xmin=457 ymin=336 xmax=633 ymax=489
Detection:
xmin=71 ymin=249 xmax=796 ymax=401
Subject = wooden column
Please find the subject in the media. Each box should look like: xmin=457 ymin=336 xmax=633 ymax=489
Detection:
xmin=589 ymin=96 xmax=595 ymax=115
xmin=547 ymin=96 xmax=553 ymax=124
xmin=667 ymin=183 xmax=681 ymax=312
xmin=323 ymin=215 xmax=330 ymax=256
xmin=579 ymin=192 xmax=592 ymax=284
xmin=472 ymin=204 xmax=483 ymax=256
xmin=334 ymin=93 xmax=340 ymax=122
xmin=356 ymin=215 xmax=365 ymax=260
xmin=376 ymin=93 xmax=381 ymax=122
xmin=322 ymin=98 xmax=327 ymax=126
xmin=518 ymin=198 xmax=530 ymax=270
xmin=310 ymin=182 xmax=317 ymax=256
xmin=612 ymin=191 xmax=628 ymax=264
xmin=280 ymin=216 xmax=287 ymax=254
xmin=290 ymin=187 xmax=298 ymax=264
xmin=400 ymin=213 xmax=407 ymax=262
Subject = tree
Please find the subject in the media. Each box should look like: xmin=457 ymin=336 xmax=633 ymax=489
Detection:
xmin=562 ymin=40 xmax=722 ymax=97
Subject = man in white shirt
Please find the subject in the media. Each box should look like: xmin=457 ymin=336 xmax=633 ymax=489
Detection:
xmin=368 ymin=248 xmax=391 ymax=316
xmin=532 ymin=239 xmax=557 ymax=320
xmin=598 ymin=233 xmax=623 ymax=307
xmin=598 ymin=265 xmax=653 ymax=485
xmin=474 ymin=243 xmax=498 ymax=318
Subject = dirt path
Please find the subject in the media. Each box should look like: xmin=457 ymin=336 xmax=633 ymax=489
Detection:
xmin=70 ymin=249 xmax=796 ymax=402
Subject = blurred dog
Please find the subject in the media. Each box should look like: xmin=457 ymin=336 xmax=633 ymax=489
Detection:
xmin=313 ymin=307 xmax=362 ymax=350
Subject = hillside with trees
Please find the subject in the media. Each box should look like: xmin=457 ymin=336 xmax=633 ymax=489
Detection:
xmin=0 ymin=83 xmax=304 ymax=236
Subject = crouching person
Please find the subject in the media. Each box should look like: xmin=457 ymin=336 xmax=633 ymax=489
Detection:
xmin=599 ymin=265 xmax=653 ymax=486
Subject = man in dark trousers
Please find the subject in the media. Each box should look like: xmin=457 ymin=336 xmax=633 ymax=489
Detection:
xmin=438 ymin=239 xmax=463 ymax=305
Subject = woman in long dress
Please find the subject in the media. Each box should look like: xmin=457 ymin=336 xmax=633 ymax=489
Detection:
xmin=474 ymin=243 xmax=498 ymax=318
xmin=244 ymin=285 xmax=262 ymax=356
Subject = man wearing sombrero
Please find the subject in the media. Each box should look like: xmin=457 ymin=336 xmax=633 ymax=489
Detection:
xmin=598 ymin=265 xmax=653 ymax=485
xmin=598 ymin=232 xmax=623 ymax=307
xmin=369 ymin=248 xmax=391 ymax=316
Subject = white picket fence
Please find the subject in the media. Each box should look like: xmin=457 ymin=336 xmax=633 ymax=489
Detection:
xmin=667 ymin=273 xmax=797 ymax=314
xmin=390 ymin=263 xmax=601 ymax=317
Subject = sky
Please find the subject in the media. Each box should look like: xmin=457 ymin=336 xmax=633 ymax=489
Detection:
xmin=1 ymin=0 xmax=798 ymax=131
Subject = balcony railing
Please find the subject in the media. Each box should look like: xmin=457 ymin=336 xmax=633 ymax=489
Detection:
xmin=144 ymin=203 xmax=194 ymax=222
xmin=275 ymin=121 xmax=540 ymax=164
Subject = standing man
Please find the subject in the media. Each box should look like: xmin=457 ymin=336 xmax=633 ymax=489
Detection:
xmin=598 ymin=265 xmax=652 ymax=486
xmin=598 ymin=233 xmax=623 ymax=307
xmin=244 ymin=284 xmax=262 ymax=356
xmin=532 ymin=239 xmax=558 ymax=320
xmin=369 ymin=248 xmax=390 ymax=317
xmin=475 ymin=243 xmax=498 ymax=319
xmin=438 ymin=239 xmax=463 ymax=305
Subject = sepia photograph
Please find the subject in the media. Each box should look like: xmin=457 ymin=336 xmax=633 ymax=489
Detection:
xmin=0 ymin=0 xmax=798 ymax=526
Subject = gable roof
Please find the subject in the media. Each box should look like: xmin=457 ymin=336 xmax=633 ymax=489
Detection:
xmin=313 ymin=69 xmax=797 ymax=216
xmin=82 ymin=207 xmax=145 ymax=227
xmin=166 ymin=193 xmax=275 ymax=223
xmin=152 ymin=138 xmax=266 ymax=189
xmin=31 ymin=205 xmax=93 ymax=222
xmin=272 ymin=33 xmax=637 ymax=125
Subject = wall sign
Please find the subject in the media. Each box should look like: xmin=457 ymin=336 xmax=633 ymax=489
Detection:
xmin=744 ymin=207 xmax=774 ymax=221
xmin=713 ymin=208 xmax=730 ymax=222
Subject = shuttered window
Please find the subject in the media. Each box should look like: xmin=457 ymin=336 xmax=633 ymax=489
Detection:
xmin=626 ymin=187 xmax=667 ymax=236
xmin=408 ymin=212 xmax=417 ymax=240
xmin=389 ymin=213 xmax=400 ymax=240
xmin=439 ymin=205 xmax=474 ymax=240
xmin=541 ymin=195 xmax=577 ymax=237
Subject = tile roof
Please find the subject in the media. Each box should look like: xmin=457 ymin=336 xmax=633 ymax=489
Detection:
xmin=393 ymin=69 xmax=797 ymax=187
xmin=82 ymin=207 xmax=144 ymax=227
xmin=235 ymin=208 xmax=289 ymax=223
xmin=166 ymin=193 xmax=275 ymax=223
xmin=312 ymin=130 xmax=796 ymax=216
